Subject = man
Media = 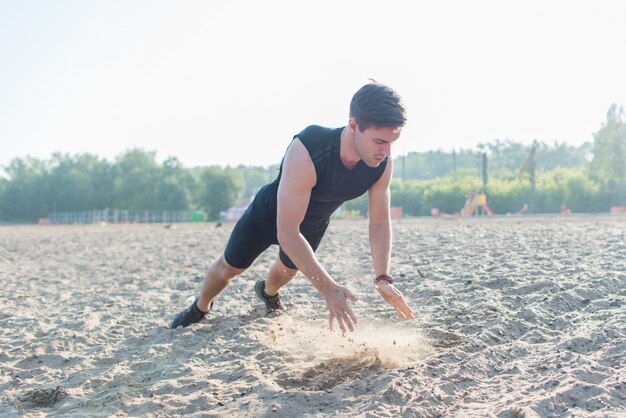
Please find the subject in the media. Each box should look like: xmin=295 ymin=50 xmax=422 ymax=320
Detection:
xmin=171 ymin=81 xmax=415 ymax=332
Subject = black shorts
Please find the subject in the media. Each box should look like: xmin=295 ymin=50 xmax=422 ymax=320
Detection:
xmin=223 ymin=208 xmax=329 ymax=270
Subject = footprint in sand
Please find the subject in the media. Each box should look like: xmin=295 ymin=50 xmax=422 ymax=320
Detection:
xmin=275 ymin=351 xmax=383 ymax=391
xmin=18 ymin=386 xmax=67 ymax=407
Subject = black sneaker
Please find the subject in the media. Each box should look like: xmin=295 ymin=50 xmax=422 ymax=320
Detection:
xmin=254 ymin=280 xmax=283 ymax=313
xmin=170 ymin=297 xmax=213 ymax=329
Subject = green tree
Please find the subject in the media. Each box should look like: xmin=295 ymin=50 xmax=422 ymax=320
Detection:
xmin=155 ymin=157 xmax=195 ymax=210
xmin=395 ymin=139 xmax=591 ymax=182
xmin=590 ymin=104 xmax=626 ymax=205
xmin=199 ymin=167 xmax=242 ymax=220
xmin=539 ymin=141 xmax=592 ymax=170
xmin=90 ymin=158 xmax=117 ymax=209
xmin=0 ymin=157 xmax=49 ymax=221
xmin=113 ymin=149 xmax=161 ymax=210
xmin=0 ymin=177 xmax=7 ymax=220
xmin=235 ymin=164 xmax=277 ymax=197
xmin=47 ymin=153 xmax=102 ymax=213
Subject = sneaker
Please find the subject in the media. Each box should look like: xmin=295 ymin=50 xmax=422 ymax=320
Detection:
xmin=170 ymin=297 xmax=213 ymax=329
xmin=254 ymin=280 xmax=283 ymax=313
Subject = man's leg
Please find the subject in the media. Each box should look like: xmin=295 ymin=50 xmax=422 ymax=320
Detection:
xmin=171 ymin=208 xmax=274 ymax=328
xmin=254 ymin=253 xmax=298 ymax=313
xmin=258 ymin=223 xmax=329 ymax=306
xmin=171 ymin=255 xmax=246 ymax=328
xmin=255 ymin=258 xmax=297 ymax=313
xmin=264 ymin=258 xmax=298 ymax=296
xmin=197 ymin=254 xmax=246 ymax=311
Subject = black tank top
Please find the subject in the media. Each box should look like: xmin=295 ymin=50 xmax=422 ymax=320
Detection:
xmin=250 ymin=125 xmax=388 ymax=233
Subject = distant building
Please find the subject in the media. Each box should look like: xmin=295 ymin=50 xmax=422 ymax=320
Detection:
xmin=221 ymin=196 xmax=254 ymax=222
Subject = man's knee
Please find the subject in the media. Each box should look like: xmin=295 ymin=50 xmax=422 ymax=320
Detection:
xmin=278 ymin=250 xmax=299 ymax=271
xmin=208 ymin=255 xmax=246 ymax=282
xmin=273 ymin=259 xmax=298 ymax=280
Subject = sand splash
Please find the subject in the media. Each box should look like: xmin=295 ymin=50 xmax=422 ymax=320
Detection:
xmin=256 ymin=314 xmax=432 ymax=367
xmin=252 ymin=314 xmax=433 ymax=391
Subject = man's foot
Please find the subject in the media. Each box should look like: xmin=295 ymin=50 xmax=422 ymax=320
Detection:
xmin=170 ymin=297 xmax=213 ymax=329
xmin=255 ymin=280 xmax=283 ymax=313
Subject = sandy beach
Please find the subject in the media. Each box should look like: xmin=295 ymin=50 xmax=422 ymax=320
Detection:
xmin=1 ymin=216 xmax=625 ymax=417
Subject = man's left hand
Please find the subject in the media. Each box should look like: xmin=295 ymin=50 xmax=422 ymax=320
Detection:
xmin=376 ymin=282 xmax=415 ymax=319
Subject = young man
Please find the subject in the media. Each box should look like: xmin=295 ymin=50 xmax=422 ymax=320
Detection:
xmin=171 ymin=82 xmax=415 ymax=332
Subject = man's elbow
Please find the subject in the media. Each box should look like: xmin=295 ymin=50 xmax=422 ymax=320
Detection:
xmin=277 ymin=227 xmax=299 ymax=249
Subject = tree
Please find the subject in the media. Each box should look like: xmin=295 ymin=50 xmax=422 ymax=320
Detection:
xmin=47 ymin=153 xmax=102 ymax=213
xmin=0 ymin=157 xmax=49 ymax=221
xmin=90 ymin=158 xmax=117 ymax=209
xmin=155 ymin=157 xmax=195 ymax=210
xmin=235 ymin=164 xmax=277 ymax=197
xmin=198 ymin=167 xmax=242 ymax=220
xmin=539 ymin=141 xmax=592 ymax=170
xmin=113 ymin=149 xmax=161 ymax=210
xmin=590 ymin=104 xmax=626 ymax=205
xmin=0 ymin=177 xmax=7 ymax=220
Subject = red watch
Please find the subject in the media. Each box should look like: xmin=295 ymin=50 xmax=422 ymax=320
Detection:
xmin=374 ymin=274 xmax=394 ymax=285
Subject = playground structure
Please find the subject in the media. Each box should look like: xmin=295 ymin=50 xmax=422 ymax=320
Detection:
xmin=433 ymin=191 xmax=495 ymax=219
xmin=460 ymin=191 xmax=494 ymax=216
xmin=432 ymin=152 xmax=496 ymax=218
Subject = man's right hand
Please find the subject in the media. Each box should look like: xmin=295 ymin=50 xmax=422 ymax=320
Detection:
xmin=322 ymin=284 xmax=358 ymax=333
xmin=376 ymin=281 xmax=415 ymax=319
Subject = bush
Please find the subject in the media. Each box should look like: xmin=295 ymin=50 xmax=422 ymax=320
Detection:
xmin=383 ymin=167 xmax=608 ymax=216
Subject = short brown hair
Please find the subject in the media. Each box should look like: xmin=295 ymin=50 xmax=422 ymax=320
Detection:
xmin=349 ymin=81 xmax=406 ymax=131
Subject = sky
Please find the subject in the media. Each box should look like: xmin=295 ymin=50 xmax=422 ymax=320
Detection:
xmin=1 ymin=0 xmax=626 ymax=175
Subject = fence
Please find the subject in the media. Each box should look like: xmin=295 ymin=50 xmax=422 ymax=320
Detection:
xmin=46 ymin=209 xmax=206 ymax=225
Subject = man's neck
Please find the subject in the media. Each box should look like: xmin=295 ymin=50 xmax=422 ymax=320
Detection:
xmin=339 ymin=126 xmax=361 ymax=169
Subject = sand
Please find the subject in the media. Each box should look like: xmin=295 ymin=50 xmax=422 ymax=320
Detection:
xmin=0 ymin=216 xmax=625 ymax=417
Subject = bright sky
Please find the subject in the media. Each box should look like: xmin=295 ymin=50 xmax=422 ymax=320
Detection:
xmin=1 ymin=0 xmax=626 ymax=174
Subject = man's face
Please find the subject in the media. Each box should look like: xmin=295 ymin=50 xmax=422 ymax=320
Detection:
xmin=352 ymin=120 xmax=402 ymax=167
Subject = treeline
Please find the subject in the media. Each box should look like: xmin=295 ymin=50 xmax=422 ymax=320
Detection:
xmin=345 ymin=167 xmax=617 ymax=216
xmin=0 ymin=150 xmax=278 ymax=222
xmin=1 ymin=105 xmax=624 ymax=222
xmin=393 ymin=140 xmax=592 ymax=180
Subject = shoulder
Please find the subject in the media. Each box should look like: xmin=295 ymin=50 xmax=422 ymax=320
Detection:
xmin=294 ymin=125 xmax=341 ymax=163
xmin=281 ymin=138 xmax=317 ymax=189
xmin=285 ymin=137 xmax=313 ymax=163
xmin=294 ymin=125 xmax=338 ymax=142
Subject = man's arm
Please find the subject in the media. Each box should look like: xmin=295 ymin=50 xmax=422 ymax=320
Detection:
xmin=277 ymin=138 xmax=358 ymax=332
xmin=368 ymin=158 xmax=415 ymax=319
xmin=368 ymin=159 xmax=393 ymax=277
